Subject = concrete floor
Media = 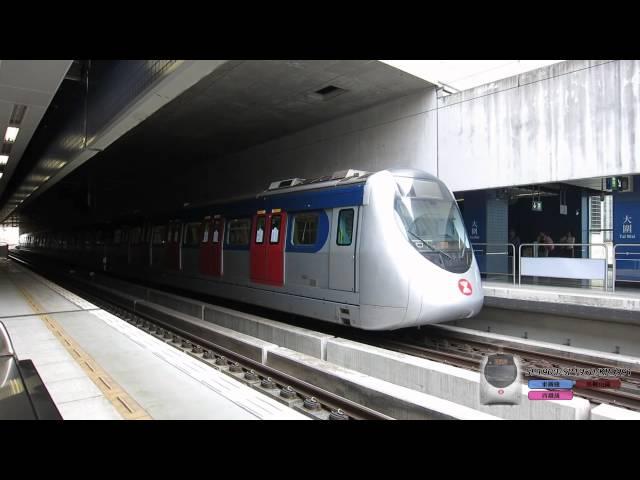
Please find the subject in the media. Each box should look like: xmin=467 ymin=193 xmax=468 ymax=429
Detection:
xmin=0 ymin=259 xmax=306 ymax=420
xmin=450 ymin=305 xmax=640 ymax=358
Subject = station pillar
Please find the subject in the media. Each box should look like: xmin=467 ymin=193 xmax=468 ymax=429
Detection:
xmin=462 ymin=190 xmax=509 ymax=276
xmin=613 ymin=176 xmax=640 ymax=282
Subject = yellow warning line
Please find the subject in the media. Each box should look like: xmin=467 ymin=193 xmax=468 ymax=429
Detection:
xmin=12 ymin=279 xmax=152 ymax=420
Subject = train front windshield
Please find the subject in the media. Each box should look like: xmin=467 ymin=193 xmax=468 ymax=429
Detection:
xmin=393 ymin=176 xmax=473 ymax=273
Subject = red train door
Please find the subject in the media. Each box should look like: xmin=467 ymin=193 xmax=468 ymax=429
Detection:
xmin=210 ymin=215 xmax=224 ymax=276
xmin=167 ymin=222 xmax=181 ymax=270
xmin=199 ymin=217 xmax=214 ymax=275
xmin=250 ymin=209 xmax=286 ymax=286
xmin=250 ymin=211 xmax=268 ymax=283
xmin=266 ymin=210 xmax=286 ymax=286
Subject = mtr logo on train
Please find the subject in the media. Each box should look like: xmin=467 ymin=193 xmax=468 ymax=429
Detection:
xmin=458 ymin=279 xmax=473 ymax=296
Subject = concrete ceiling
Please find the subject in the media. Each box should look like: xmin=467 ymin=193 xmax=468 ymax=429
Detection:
xmin=13 ymin=60 xmax=433 ymax=229
xmin=27 ymin=60 xmax=432 ymax=221
xmin=94 ymin=60 xmax=432 ymax=172
xmin=0 ymin=60 xmax=73 ymax=201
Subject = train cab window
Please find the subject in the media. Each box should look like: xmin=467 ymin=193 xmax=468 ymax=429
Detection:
xmin=337 ymin=209 xmax=354 ymax=246
xmin=227 ymin=218 xmax=251 ymax=246
xmin=255 ymin=217 xmax=266 ymax=244
xmin=152 ymin=226 xmax=167 ymax=245
xmin=183 ymin=223 xmax=201 ymax=247
xmin=293 ymin=213 xmax=318 ymax=245
xmin=270 ymin=215 xmax=281 ymax=244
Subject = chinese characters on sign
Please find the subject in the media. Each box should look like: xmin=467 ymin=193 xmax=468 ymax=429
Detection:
xmin=621 ymin=214 xmax=634 ymax=239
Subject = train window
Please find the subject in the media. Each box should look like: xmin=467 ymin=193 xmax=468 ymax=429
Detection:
xmin=153 ymin=226 xmax=167 ymax=245
xmin=202 ymin=222 xmax=210 ymax=243
xmin=293 ymin=213 xmax=318 ymax=245
xmin=183 ymin=223 xmax=201 ymax=247
xmin=270 ymin=215 xmax=281 ymax=244
xmin=337 ymin=209 xmax=354 ymax=246
xmin=227 ymin=218 xmax=251 ymax=246
xmin=255 ymin=217 xmax=266 ymax=244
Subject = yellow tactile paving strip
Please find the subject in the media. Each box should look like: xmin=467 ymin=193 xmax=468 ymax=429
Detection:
xmin=10 ymin=276 xmax=152 ymax=420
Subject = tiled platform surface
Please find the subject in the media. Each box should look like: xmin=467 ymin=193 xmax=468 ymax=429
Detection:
xmin=0 ymin=259 xmax=305 ymax=420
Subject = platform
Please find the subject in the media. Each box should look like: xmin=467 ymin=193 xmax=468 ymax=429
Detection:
xmin=482 ymin=281 xmax=640 ymax=325
xmin=0 ymin=259 xmax=306 ymax=420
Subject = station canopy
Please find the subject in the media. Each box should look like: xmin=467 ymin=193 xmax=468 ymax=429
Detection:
xmin=380 ymin=60 xmax=565 ymax=93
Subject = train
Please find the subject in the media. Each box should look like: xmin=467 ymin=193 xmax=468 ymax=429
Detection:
xmin=18 ymin=168 xmax=484 ymax=330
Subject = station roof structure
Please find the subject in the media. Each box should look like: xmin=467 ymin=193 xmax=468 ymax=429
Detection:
xmin=380 ymin=60 xmax=565 ymax=93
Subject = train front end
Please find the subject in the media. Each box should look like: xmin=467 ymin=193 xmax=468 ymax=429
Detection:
xmin=358 ymin=169 xmax=483 ymax=330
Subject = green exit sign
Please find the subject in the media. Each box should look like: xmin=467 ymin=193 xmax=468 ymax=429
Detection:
xmin=607 ymin=177 xmax=629 ymax=191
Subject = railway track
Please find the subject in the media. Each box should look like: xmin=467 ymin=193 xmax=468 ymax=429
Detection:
xmin=12 ymin=250 xmax=640 ymax=413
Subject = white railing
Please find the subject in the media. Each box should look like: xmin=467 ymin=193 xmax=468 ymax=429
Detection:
xmin=518 ymin=243 xmax=608 ymax=290
xmin=471 ymin=243 xmax=516 ymax=285
xmin=612 ymin=244 xmax=640 ymax=292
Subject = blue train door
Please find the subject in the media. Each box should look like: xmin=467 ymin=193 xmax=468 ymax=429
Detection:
xmin=329 ymin=207 xmax=358 ymax=291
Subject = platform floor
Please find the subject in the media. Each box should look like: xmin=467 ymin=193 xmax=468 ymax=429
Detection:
xmin=482 ymin=280 xmax=640 ymax=325
xmin=0 ymin=259 xmax=306 ymax=420
xmin=441 ymin=280 xmax=640 ymax=357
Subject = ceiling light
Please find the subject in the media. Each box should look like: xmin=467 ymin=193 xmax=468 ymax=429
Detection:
xmin=5 ymin=127 xmax=19 ymax=143
xmin=0 ymin=155 xmax=8 ymax=165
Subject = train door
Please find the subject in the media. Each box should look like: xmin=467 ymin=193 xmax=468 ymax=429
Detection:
xmin=250 ymin=211 xmax=268 ymax=283
xmin=250 ymin=209 xmax=287 ymax=286
xmin=211 ymin=216 xmax=224 ymax=276
xmin=167 ymin=222 xmax=182 ymax=270
xmin=329 ymin=207 xmax=358 ymax=291
xmin=199 ymin=215 xmax=225 ymax=276
xmin=199 ymin=217 xmax=214 ymax=275
xmin=266 ymin=210 xmax=286 ymax=286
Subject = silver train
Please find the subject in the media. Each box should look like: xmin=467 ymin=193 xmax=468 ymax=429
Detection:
xmin=19 ymin=168 xmax=484 ymax=330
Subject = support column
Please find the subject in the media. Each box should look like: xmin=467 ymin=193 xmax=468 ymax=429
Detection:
xmin=613 ymin=176 xmax=640 ymax=282
xmin=463 ymin=190 xmax=509 ymax=277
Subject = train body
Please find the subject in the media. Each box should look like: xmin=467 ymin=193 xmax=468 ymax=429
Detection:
xmin=19 ymin=168 xmax=483 ymax=330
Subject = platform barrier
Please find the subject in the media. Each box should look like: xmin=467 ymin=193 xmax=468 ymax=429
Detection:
xmin=518 ymin=243 xmax=608 ymax=290
xmin=613 ymin=244 xmax=640 ymax=292
xmin=471 ymin=243 xmax=516 ymax=285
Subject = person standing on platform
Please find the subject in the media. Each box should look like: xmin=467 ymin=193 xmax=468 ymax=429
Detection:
xmin=559 ymin=230 xmax=576 ymax=257
xmin=543 ymin=232 xmax=555 ymax=257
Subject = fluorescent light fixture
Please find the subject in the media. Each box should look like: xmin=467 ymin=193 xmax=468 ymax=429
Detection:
xmin=5 ymin=126 xmax=19 ymax=142
xmin=0 ymin=155 xmax=8 ymax=165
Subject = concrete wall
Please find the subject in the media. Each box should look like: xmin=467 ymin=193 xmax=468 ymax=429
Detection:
xmin=438 ymin=60 xmax=640 ymax=192
xmin=180 ymin=88 xmax=438 ymax=205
